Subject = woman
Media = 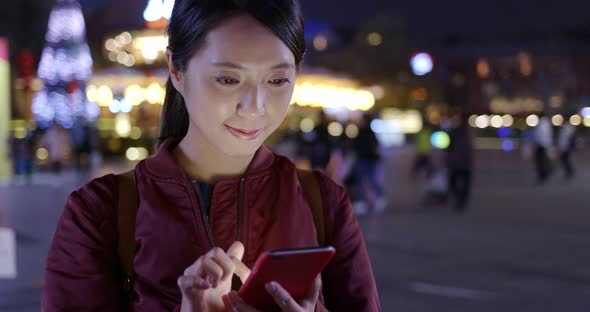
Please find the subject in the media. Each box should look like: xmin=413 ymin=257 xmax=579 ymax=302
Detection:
xmin=43 ymin=0 xmax=380 ymax=311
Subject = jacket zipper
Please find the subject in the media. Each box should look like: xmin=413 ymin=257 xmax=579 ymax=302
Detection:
xmin=193 ymin=179 xmax=245 ymax=247
xmin=193 ymin=181 xmax=215 ymax=248
xmin=237 ymin=178 xmax=245 ymax=242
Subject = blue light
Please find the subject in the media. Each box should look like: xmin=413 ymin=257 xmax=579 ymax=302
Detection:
xmin=120 ymin=98 xmax=133 ymax=113
xmin=109 ymin=100 xmax=121 ymax=113
xmin=502 ymin=139 xmax=514 ymax=152
xmin=497 ymin=127 xmax=511 ymax=138
xmin=410 ymin=52 xmax=434 ymax=76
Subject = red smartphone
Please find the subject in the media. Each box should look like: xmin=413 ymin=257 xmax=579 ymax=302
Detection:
xmin=237 ymin=246 xmax=336 ymax=310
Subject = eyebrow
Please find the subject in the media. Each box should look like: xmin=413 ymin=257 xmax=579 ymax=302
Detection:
xmin=211 ymin=61 xmax=295 ymax=70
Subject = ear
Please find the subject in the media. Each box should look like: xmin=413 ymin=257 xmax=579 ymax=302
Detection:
xmin=166 ymin=49 xmax=184 ymax=93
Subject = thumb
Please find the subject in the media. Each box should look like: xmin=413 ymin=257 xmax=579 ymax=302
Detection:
xmin=227 ymin=241 xmax=245 ymax=261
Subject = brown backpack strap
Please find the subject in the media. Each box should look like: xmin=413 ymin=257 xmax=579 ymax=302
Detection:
xmin=296 ymin=169 xmax=325 ymax=246
xmin=117 ymin=170 xmax=138 ymax=295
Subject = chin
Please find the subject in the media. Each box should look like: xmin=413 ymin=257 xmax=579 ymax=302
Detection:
xmin=219 ymin=138 xmax=264 ymax=158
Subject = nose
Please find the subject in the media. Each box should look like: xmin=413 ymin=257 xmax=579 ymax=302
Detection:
xmin=237 ymin=84 xmax=265 ymax=119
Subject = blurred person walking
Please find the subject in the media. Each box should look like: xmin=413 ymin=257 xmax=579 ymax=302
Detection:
xmin=411 ymin=124 xmax=433 ymax=179
xmin=447 ymin=113 xmax=473 ymax=211
xmin=558 ymin=119 xmax=576 ymax=179
xmin=309 ymin=111 xmax=334 ymax=171
xmin=533 ymin=113 xmax=554 ymax=184
xmin=40 ymin=124 xmax=70 ymax=175
xmin=351 ymin=113 xmax=386 ymax=214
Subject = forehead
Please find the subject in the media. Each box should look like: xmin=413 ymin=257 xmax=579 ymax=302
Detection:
xmin=195 ymin=14 xmax=295 ymax=67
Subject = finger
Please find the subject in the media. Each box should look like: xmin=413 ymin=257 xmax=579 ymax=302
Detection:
xmin=183 ymin=257 xmax=202 ymax=276
xmin=199 ymin=257 xmax=224 ymax=287
xmin=177 ymin=275 xmax=210 ymax=297
xmin=298 ymin=275 xmax=322 ymax=309
xmin=208 ymin=248 xmax=237 ymax=282
xmin=265 ymin=281 xmax=299 ymax=312
xmin=231 ymin=256 xmax=251 ymax=283
xmin=228 ymin=291 xmax=260 ymax=312
xmin=227 ymin=241 xmax=245 ymax=261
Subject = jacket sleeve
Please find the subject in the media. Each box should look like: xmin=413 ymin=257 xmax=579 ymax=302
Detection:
xmin=317 ymin=173 xmax=381 ymax=312
xmin=42 ymin=175 xmax=124 ymax=311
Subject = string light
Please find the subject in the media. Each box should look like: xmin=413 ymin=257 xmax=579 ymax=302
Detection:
xmin=32 ymin=0 xmax=94 ymax=128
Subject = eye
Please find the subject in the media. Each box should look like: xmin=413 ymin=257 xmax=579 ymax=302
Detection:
xmin=268 ymin=78 xmax=291 ymax=86
xmin=215 ymin=77 xmax=240 ymax=86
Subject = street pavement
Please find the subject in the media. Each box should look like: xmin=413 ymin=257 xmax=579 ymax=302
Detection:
xmin=0 ymin=147 xmax=589 ymax=311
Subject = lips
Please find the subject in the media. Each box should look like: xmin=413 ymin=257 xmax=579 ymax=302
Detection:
xmin=225 ymin=125 xmax=263 ymax=141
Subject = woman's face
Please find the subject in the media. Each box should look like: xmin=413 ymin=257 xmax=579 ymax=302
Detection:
xmin=171 ymin=14 xmax=297 ymax=157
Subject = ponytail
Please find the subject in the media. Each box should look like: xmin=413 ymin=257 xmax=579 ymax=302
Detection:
xmin=158 ymin=78 xmax=189 ymax=146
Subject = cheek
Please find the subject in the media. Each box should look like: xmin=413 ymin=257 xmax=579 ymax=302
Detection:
xmin=184 ymin=83 xmax=238 ymax=122
xmin=265 ymin=90 xmax=293 ymax=124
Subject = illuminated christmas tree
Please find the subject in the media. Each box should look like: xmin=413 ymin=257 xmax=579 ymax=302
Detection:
xmin=31 ymin=0 xmax=98 ymax=129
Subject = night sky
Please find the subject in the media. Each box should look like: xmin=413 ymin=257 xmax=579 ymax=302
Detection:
xmin=75 ymin=0 xmax=590 ymax=36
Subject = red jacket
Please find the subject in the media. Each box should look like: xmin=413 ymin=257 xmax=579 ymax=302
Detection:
xmin=43 ymin=139 xmax=380 ymax=311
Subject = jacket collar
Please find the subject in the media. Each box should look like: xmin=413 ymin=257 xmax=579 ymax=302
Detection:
xmin=142 ymin=138 xmax=275 ymax=182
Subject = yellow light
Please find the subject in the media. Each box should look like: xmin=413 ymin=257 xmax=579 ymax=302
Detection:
xmin=502 ymin=114 xmax=514 ymax=127
xmin=130 ymin=127 xmax=143 ymax=140
xmin=526 ymin=114 xmax=539 ymax=127
xmin=569 ymin=114 xmax=581 ymax=126
xmin=367 ymin=32 xmax=383 ymax=46
xmin=133 ymin=36 xmax=167 ymax=61
xmin=97 ymin=85 xmax=113 ymax=107
xmin=115 ymin=114 xmax=131 ymax=137
xmin=145 ymin=82 xmax=164 ymax=104
xmin=552 ymin=114 xmax=564 ymax=126
xmin=584 ymin=117 xmax=590 ymax=127
xmin=120 ymin=32 xmax=132 ymax=44
xmin=86 ymin=85 xmax=98 ymax=102
xmin=328 ymin=122 xmax=344 ymax=137
xmin=300 ymin=118 xmax=315 ymax=133
xmin=475 ymin=115 xmax=489 ymax=128
xmin=30 ymin=78 xmax=43 ymax=91
xmin=14 ymin=128 xmax=26 ymax=139
xmin=117 ymin=52 xmax=130 ymax=64
xmin=126 ymin=147 xmax=139 ymax=161
xmin=142 ymin=49 xmax=159 ymax=62
xmin=36 ymin=148 xmax=48 ymax=160
xmin=468 ymin=114 xmax=478 ymax=127
xmin=126 ymin=147 xmax=149 ymax=161
xmin=125 ymin=55 xmax=136 ymax=67
xmin=345 ymin=124 xmax=359 ymax=139
xmin=108 ymin=51 xmax=118 ymax=62
xmin=125 ymin=84 xmax=145 ymax=106
xmin=290 ymin=83 xmax=375 ymax=111
xmin=313 ymin=35 xmax=328 ymax=51
xmin=477 ymin=58 xmax=490 ymax=78
xmin=381 ymin=108 xmax=423 ymax=134
xmin=105 ymin=39 xmax=117 ymax=51
xmin=490 ymin=115 xmax=503 ymax=128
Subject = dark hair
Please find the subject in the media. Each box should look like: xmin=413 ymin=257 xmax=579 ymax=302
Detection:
xmin=159 ymin=0 xmax=306 ymax=145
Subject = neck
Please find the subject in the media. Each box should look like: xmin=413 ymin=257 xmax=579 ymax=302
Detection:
xmin=173 ymin=128 xmax=255 ymax=183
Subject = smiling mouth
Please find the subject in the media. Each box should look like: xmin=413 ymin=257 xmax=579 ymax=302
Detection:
xmin=224 ymin=125 xmax=263 ymax=141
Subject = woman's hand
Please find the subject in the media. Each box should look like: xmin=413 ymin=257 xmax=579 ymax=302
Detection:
xmin=178 ymin=241 xmax=251 ymax=312
xmin=225 ymin=275 xmax=322 ymax=312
